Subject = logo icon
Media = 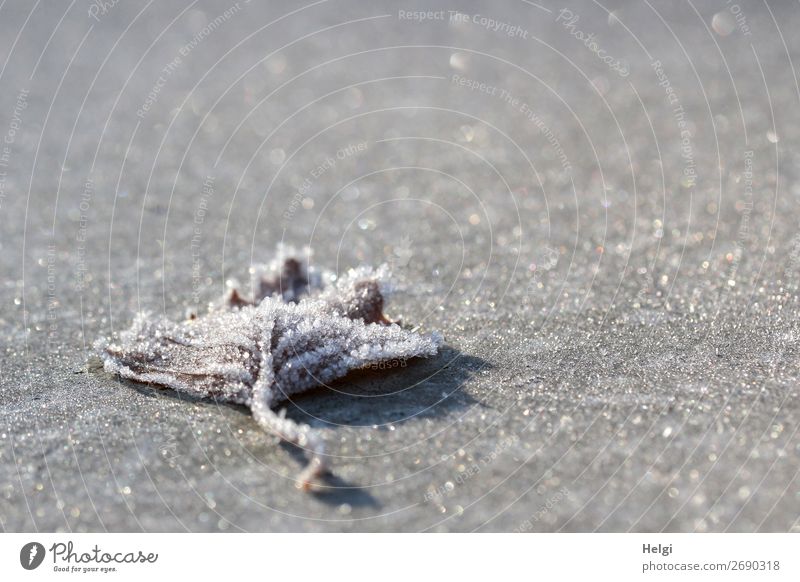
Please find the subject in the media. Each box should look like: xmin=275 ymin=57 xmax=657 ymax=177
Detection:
xmin=20 ymin=542 xmax=45 ymax=570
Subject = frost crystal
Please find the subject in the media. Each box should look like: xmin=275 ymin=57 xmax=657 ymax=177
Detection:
xmin=95 ymin=251 xmax=443 ymax=489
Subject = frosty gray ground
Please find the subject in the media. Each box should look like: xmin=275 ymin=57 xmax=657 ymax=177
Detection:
xmin=95 ymin=253 xmax=442 ymax=489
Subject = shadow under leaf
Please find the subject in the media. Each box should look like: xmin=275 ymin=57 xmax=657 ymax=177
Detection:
xmin=92 ymin=345 xmax=489 ymax=507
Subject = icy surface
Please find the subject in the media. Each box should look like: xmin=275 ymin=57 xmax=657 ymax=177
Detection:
xmin=1 ymin=1 xmax=800 ymax=531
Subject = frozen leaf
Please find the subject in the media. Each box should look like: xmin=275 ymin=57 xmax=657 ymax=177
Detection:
xmin=95 ymin=250 xmax=442 ymax=489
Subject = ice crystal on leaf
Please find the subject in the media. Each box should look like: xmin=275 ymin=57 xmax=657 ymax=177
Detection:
xmin=95 ymin=249 xmax=442 ymax=489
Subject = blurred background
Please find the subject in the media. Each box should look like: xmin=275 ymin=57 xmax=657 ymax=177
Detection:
xmin=1 ymin=0 xmax=799 ymax=531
